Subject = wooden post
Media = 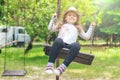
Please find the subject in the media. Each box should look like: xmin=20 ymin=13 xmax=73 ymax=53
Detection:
xmin=56 ymin=58 xmax=60 ymax=80
xmin=56 ymin=0 xmax=61 ymax=80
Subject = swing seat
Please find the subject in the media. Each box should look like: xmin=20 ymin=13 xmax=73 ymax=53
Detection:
xmin=44 ymin=44 xmax=95 ymax=65
xmin=2 ymin=70 xmax=26 ymax=76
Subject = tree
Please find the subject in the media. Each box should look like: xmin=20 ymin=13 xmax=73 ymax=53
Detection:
xmin=102 ymin=0 xmax=120 ymax=44
xmin=93 ymin=0 xmax=120 ymax=45
xmin=0 ymin=0 xmax=5 ymax=22
xmin=0 ymin=0 xmax=98 ymax=42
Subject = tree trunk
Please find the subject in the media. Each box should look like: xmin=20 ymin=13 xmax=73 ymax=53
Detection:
xmin=106 ymin=37 xmax=109 ymax=45
xmin=109 ymin=34 xmax=113 ymax=45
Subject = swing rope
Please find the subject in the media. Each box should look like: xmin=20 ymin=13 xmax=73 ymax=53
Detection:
xmin=3 ymin=0 xmax=9 ymax=71
xmin=89 ymin=29 xmax=94 ymax=54
xmin=23 ymin=0 xmax=26 ymax=71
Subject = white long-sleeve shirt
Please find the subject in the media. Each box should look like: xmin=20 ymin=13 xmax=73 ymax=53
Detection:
xmin=48 ymin=17 xmax=95 ymax=44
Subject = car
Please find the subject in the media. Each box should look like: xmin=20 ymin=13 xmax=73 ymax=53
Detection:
xmin=0 ymin=26 xmax=31 ymax=47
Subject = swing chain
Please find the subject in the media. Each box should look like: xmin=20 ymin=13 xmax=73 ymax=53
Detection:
xmin=89 ymin=28 xmax=95 ymax=54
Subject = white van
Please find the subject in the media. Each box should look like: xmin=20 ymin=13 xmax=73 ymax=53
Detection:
xmin=0 ymin=26 xmax=31 ymax=47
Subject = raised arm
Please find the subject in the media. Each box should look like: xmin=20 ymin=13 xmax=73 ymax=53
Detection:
xmin=48 ymin=13 xmax=58 ymax=32
xmin=79 ymin=22 xmax=96 ymax=40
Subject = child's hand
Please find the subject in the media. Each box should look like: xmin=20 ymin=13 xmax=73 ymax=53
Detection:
xmin=76 ymin=25 xmax=82 ymax=32
xmin=52 ymin=13 xmax=57 ymax=19
xmin=90 ymin=22 xmax=96 ymax=27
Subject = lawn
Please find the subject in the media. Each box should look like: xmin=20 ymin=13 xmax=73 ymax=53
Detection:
xmin=0 ymin=45 xmax=120 ymax=80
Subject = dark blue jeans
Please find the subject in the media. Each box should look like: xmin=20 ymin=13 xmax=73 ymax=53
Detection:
xmin=48 ymin=38 xmax=80 ymax=67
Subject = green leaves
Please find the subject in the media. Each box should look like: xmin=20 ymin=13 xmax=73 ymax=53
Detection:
xmin=100 ymin=26 xmax=120 ymax=35
xmin=0 ymin=0 xmax=99 ymax=41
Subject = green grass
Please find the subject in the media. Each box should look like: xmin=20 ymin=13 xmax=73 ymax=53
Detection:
xmin=0 ymin=45 xmax=120 ymax=80
xmin=60 ymin=46 xmax=120 ymax=80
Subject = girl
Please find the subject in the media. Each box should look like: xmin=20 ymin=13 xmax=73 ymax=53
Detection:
xmin=45 ymin=7 xmax=96 ymax=76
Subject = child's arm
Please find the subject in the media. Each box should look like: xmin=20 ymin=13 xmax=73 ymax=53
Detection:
xmin=79 ymin=22 xmax=96 ymax=40
xmin=48 ymin=13 xmax=58 ymax=31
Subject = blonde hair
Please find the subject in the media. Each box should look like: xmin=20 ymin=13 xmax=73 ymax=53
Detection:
xmin=57 ymin=10 xmax=82 ymax=32
xmin=63 ymin=11 xmax=79 ymax=25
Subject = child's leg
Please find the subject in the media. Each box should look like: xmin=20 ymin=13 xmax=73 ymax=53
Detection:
xmin=45 ymin=62 xmax=54 ymax=74
xmin=63 ymin=42 xmax=80 ymax=66
xmin=54 ymin=42 xmax=80 ymax=76
xmin=46 ymin=38 xmax=64 ymax=74
xmin=54 ymin=64 xmax=66 ymax=76
xmin=48 ymin=38 xmax=64 ymax=63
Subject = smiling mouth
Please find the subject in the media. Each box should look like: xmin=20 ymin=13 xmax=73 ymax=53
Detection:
xmin=69 ymin=19 xmax=74 ymax=20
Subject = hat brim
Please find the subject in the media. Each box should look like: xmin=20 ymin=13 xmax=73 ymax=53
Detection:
xmin=65 ymin=10 xmax=79 ymax=15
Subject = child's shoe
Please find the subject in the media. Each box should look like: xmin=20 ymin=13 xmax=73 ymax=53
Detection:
xmin=45 ymin=63 xmax=54 ymax=74
xmin=54 ymin=64 xmax=66 ymax=76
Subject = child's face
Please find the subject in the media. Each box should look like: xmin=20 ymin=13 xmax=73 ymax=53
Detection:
xmin=65 ymin=11 xmax=78 ymax=24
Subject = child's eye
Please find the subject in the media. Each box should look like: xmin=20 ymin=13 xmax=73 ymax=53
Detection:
xmin=73 ymin=15 xmax=76 ymax=17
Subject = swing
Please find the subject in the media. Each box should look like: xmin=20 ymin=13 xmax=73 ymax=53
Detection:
xmin=24 ymin=0 xmax=95 ymax=80
xmin=23 ymin=1 xmax=94 ymax=65
xmin=2 ymin=0 xmax=26 ymax=76
xmin=44 ymin=1 xmax=95 ymax=80
xmin=44 ymin=44 xmax=94 ymax=65
xmin=43 ymin=0 xmax=94 ymax=65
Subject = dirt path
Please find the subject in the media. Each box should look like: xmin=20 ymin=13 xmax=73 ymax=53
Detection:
xmin=0 ymin=66 xmax=120 ymax=80
xmin=0 ymin=66 xmax=79 ymax=80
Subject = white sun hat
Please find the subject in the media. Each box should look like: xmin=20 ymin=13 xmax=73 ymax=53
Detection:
xmin=62 ymin=6 xmax=80 ymax=24
xmin=65 ymin=6 xmax=79 ymax=15
xmin=68 ymin=6 xmax=77 ymax=11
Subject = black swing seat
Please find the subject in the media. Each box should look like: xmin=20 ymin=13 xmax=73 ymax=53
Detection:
xmin=44 ymin=44 xmax=95 ymax=65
